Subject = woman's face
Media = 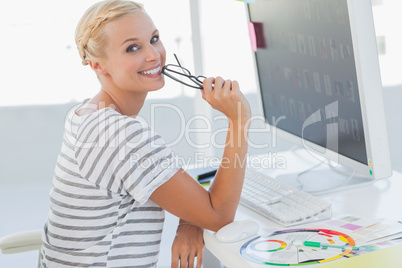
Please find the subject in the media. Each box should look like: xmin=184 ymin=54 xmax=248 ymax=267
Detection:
xmin=101 ymin=10 xmax=166 ymax=93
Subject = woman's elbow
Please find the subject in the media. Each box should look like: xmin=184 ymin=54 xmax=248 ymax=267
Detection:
xmin=205 ymin=214 xmax=235 ymax=232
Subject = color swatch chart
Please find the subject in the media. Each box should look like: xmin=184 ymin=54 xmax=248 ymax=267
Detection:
xmin=240 ymin=228 xmax=357 ymax=266
xmin=240 ymin=215 xmax=402 ymax=266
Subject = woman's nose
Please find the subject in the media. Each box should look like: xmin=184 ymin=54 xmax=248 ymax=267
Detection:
xmin=145 ymin=45 xmax=160 ymax=62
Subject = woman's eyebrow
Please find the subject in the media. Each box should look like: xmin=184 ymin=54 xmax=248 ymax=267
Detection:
xmin=121 ymin=37 xmax=138 ymax=46
xmin=121 ymin=29 xmax=159 ymax=46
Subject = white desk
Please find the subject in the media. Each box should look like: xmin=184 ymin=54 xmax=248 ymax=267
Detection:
xmin=202 ymin=152 xmax=402 ymax=268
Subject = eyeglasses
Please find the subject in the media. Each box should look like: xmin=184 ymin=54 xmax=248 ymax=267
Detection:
xmin=161 ymin=54 xmax=207 ymax=89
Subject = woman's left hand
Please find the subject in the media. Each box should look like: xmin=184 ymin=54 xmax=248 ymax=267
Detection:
xmin=171 ymin=221 xmax=204 ymax=268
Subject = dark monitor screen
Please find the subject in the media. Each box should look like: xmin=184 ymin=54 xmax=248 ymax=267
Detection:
xmin=248 ymin=0 xmax=367 ymax=165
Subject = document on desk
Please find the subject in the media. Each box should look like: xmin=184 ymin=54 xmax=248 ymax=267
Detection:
xmin=240 ymin=230 xmax=402 ymax=267
xmin=309 ymin=215 xmax=402 ymax=245
xmin=240 ymin=228 xmax=360 ymax=266
xmin=320 ymin=237 xmax=402 ymax=268
xmin=238 ymin=215 xmax=402 ymax=266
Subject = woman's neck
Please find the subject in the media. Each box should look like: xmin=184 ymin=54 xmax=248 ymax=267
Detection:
xmin=100 ymin=88 xmax=147 ymax=118
xmin=76 ymin=88 xmax=147 ymax=118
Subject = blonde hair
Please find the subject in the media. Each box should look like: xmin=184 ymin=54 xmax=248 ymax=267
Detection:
xmin=75 ymin=0 xmax=144 ymax=65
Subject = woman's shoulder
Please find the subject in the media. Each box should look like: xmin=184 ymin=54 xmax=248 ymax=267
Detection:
xmin=71 ymin=106 xmax=154 ymax=139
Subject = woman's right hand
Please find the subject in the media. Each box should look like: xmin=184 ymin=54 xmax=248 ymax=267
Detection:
xmin=201 ymin=77 xmax=251 ymax=125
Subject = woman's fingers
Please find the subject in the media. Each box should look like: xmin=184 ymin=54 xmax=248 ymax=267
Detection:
xmin=171 ymin=223 xmax=204 ymax=268
xmin=200 ymin=77 xmax=213 ymax=101
xmin=171 ymin=249 xmax=180 ymax=267
xmin=196 ymin=249 xmax=203 ymax=268
xmin=187 ymin=254 xmax=195 ymax=268
xmin=222 ymin=79 xmax=232 ymax=97
xmin=231 ymin=80 xmax=240 ymax=92
xmin=200 ymin=76 xmax=250 ymax=123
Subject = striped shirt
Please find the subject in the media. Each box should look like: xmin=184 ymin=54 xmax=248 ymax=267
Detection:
xmin=40 ymin=104 xmax=180 ymax=267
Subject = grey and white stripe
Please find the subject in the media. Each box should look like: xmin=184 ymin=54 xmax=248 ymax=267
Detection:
xmin=40 ymin=106 xmax=180 ymax=267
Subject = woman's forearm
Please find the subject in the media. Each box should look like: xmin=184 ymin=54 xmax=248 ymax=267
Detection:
xmin=207 ymin=119 xmax=249 ymax=226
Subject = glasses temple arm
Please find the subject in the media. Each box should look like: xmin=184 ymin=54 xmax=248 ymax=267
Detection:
xmin=173 ymin=54 xmax=182 ymax=67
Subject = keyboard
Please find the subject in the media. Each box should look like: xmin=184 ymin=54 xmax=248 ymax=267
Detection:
xmin=240 ymin=168 xmax=332 ymax=227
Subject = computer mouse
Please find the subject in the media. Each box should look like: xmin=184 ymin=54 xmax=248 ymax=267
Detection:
xmin=215 ymin=219 xmax=260 ymax=243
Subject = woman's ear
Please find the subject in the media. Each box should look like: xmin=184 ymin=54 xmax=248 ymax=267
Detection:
xmin=88 ymin=60 xmax=108 ymax=76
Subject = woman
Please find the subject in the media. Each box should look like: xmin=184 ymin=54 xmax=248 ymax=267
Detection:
xmin=40 ymin=0 xmax=251 ymax=267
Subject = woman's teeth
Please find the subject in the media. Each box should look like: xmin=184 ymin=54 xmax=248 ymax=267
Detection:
xmin=140 ymin=66 xmax=160 ymax=75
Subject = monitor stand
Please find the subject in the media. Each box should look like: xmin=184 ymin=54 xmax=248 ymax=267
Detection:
xmin=262 ymin=148 xmax=375 ymax=195
xmin=277 ymin=165 xmax=375 ymax=195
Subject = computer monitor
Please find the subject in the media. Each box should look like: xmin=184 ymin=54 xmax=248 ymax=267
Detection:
xmin=247 ymin=0 xmax=392 ymax=193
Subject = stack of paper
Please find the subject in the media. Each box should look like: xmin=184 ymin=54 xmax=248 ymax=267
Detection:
xmin=309 ymin=215 xmax=402 ymax=246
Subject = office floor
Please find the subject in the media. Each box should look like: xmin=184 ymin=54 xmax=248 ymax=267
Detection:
xmin=1 ymin=87 xmax=401 ymax=267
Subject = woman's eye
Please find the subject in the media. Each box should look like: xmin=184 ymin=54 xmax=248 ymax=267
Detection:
xmin=151 ymin=35 xmax=159 ymax=44
xmin=126 ymin=44 xmax=139 ymax=53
